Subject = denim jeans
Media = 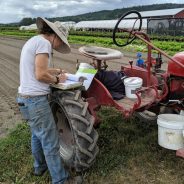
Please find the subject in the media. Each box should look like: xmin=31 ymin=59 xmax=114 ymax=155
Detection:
xmin=17 ymin=95 xmax=68 ymax=184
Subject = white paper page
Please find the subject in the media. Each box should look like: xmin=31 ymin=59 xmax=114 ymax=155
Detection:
xmin=66 ymin=73 xmax=81 ymax=82
xmin=76 ymin=68 xmax=97 ymax=90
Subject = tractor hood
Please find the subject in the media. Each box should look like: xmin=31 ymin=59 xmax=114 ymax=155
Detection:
xmin=168 ymin=52 xmax=184 ymax=77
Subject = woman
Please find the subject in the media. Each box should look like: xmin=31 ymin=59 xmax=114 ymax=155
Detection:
xmin=17 ymin=17 xmax=81 ymax=184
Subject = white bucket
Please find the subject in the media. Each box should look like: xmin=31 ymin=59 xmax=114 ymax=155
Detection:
xmin=157 ymin=114 xmax=184 ymax=150
xmin=124 ymin=77 xmax=143 ymax=99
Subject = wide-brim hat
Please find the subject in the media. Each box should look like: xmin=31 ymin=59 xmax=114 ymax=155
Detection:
xmin=36 ymin=17 xmax=71 ymax=54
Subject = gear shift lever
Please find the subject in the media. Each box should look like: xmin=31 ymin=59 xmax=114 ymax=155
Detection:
xmin=129 ymin=60 xmax=133 ymax=69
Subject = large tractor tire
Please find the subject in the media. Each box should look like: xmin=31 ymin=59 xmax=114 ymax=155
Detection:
xmin=50 ymin=89 xmax=99 ymax=172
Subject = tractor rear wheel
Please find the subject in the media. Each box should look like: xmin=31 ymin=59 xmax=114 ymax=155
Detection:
xmin=50 ymin=89 xmax=99 ymax=172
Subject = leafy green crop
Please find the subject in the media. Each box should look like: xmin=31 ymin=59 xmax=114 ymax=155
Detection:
xmin=0 ymin=29 xmax=183 ymax=55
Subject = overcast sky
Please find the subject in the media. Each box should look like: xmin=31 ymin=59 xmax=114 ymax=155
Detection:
xmin=0 ymin=0 xmax=183 ymax=23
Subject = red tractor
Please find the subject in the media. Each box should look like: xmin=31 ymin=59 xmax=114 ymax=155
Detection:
xmin=50 ymin=11 xmax=184 ymax=173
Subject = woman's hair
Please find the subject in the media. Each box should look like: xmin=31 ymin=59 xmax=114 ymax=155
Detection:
xmin=38 ymin=22 xmax=55 ymax=35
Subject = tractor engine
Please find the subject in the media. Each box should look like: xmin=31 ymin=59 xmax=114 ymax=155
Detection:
xmin=167 ymin=52 xmax=184 ymax=100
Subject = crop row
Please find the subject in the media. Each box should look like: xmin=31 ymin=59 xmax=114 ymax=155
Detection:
xmin=70 ymin=30 xmax=184 ymax=42
xmin=1 ymin=27 xmax=184 ymax=42
xmin=0 ymin=30 xmax=183 ymax=56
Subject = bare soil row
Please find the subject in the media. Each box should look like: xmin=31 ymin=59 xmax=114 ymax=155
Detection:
xmin=0 ymin=36 xmax=129 ymax=137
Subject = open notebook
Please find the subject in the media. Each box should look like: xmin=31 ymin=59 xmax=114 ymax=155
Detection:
xmin=51 ymin=68 xmax=97 ymax=90
xmin=51 ymin=74 xmax=83 ymax=90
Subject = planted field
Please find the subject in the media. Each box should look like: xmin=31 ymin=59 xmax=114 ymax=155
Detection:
xmin=0 ymin=29 xmax=184 ymax=56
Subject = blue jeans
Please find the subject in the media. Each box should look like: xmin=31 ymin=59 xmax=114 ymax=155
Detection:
xmin=17 ymin=95 xmax=68 ymax=184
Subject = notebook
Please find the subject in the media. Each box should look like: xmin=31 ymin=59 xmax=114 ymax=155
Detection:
xmin=51 ymin=66 xmax=97 ymax=90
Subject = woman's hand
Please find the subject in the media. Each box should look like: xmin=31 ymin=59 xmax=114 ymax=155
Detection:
xmin=56 ymin=68 xmax=67 ymax=75
xmin=58 ymin=73 xmax=67 ymax=83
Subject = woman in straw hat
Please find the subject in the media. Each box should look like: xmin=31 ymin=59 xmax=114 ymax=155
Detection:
xmin=17 ymin=17 xmax=82 ymax=184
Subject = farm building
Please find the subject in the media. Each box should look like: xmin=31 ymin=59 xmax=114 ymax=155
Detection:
xmin=74 ymin=8 xmax=184 ymax=32
xmin=146 ymin=8 xmax=184 ymax=36
xmin=126 ymin=8 xmax=184 ymax=19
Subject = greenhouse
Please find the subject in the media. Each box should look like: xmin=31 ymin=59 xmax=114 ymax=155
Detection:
xmin=19 ymin=24 xmax=37 ymax=30
xmin=74 ymin=19 xmax=147 ymax=31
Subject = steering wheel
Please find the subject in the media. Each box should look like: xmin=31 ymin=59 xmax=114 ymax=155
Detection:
xmin=113 ymin=10 xmax=142 ymax=47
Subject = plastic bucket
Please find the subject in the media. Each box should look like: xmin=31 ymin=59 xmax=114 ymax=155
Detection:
xmin=157 ymin=114 xmax=184 ymax=150
xmin=124 ymin=77 xmax=143 ymax=98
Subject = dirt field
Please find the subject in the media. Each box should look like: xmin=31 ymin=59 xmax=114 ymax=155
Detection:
xmin=0 ymin=36 xmax=131 ymax=138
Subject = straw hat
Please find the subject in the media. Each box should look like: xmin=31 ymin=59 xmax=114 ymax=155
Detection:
xmin=36 ymin=17 xmax=71 ymax=53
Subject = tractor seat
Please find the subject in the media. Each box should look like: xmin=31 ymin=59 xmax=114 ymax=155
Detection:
xmin=79 ymin=46 xmax=123 ymax=61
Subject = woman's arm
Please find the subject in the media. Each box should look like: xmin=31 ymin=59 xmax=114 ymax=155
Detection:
xmin=35 ymin=53 xmax=67 ymax=84
xmin=47 ymin=68 xmax=64 ymax=75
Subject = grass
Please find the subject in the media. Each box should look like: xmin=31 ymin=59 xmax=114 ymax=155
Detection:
xmin=0 ymin=107 xmax=184 ymax=183
xmin=0 ymin=123 xmax=51 ymax=184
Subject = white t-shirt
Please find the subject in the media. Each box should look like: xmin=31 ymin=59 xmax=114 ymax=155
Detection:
xmin=18 ymin=35 xmax=52 ymax=95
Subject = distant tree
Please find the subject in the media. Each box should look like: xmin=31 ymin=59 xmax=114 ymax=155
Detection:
xmin=19 ymin=18 xmax=35 ymax=26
